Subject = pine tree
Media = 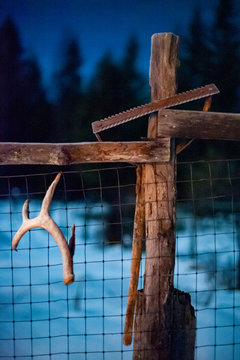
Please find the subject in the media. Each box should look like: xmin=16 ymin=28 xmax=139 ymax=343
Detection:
xmin=120 ymin=36 xmax=147 ymax=109
xmin=0 ymin=17 xmax=52 ymax=142
xmin=87 ymin=53 xmax=123 ymax=117
xmin=0 ymin=17 xmax=22 ymax=140
xmin=86 ymin=37 xmax=147 ymax=141
xmin=178 ymin=8 xmax=213 ymax=92
xmin=210 ymin=0 xmax=240 ymax=112
xmin=54 ymin=38 xmax=83 ymax=141
xmin=177 ymin=0 xmax=240 ymax=160
xmin=19 ymin=58 xmax=53 ymax=142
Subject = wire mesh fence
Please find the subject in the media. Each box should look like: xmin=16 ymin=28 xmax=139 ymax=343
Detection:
xmin=176 ymin=159 xmax=240 ymax=359
xmin=0 ymin=160 xmax=239 ymax=359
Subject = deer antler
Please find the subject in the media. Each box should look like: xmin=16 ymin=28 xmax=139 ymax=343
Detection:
xmin=12 ymin=172 xmax=75 ymax=285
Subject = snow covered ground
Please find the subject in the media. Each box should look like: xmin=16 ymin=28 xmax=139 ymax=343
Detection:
xmin=0 ymin=199 xmax=239 ymax=359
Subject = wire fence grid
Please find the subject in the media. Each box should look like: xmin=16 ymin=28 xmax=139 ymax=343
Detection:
xmin=0 ymin=160 xmax=239 ymax=359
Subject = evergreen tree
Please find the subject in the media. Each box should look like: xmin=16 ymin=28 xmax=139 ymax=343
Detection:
xmin=180 ymin=0 xmax=240 ymax=112
xmin=210 ymin=0 xmax=240 ymax=112
xmin=120 ymin=36 xmax=147 ymax=109
xmin=177 ymin=0 xmax=240 ymax=161
xmin=0 ymin=17 xmax=52 ymax=142
xmin=85 ymin=37 xmax=147 ymax=141
xmin=178 ymin=8 xmax=213 ymax=92
xmin=54 ymin=38 xmax=83 ymax=141
xmin=19 ymin=58 xmax=53 ymax=142
xmin=0 ymin=17 xmax=22 ymax=140
xmin=87 ymin=52 xmax=123 ymax=119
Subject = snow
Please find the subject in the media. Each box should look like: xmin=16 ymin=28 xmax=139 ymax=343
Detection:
xmin=0 ymin=199 xmax=239 ymax=359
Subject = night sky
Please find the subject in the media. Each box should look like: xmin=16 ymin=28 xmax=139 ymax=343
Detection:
xmin=0 ymin=0 xmax=221 ymax=91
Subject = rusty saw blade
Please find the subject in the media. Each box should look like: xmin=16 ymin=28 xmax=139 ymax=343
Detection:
xmin=92 ymin=84 xmax=219 ymax=137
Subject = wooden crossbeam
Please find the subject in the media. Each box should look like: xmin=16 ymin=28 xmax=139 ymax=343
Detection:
xmin=0 ymin=140 xmax=170 ymax=165
xmin=1 ymin=111 xmax=239 ymax=166
xmin=158 ymin=109 xmax=240 ymax=140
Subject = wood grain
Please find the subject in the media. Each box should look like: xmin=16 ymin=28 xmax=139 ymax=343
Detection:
xmin=133 ymin=33 xmax=195 ymax=360
xmin=0 ymin=141 xmax=170 ymax=165
xmin=123 ymin=165 xmax=145 ymax=346
xmin=158 ymin=109 xmax=240 ymax=141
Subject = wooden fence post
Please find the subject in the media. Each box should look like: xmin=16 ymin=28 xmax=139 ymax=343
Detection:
xmin=133 ymin=33 xmax=196 ymax=360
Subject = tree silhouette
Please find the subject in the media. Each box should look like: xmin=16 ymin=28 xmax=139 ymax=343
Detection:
xmin=179 ymin=0 xmax=240 ymax=113
xmin=120 ymin=36 xmax=147 ymax=110
xmin=0 ymin=17 xmax=22 ymax=140
xmin=54 ymin=37 xmax=83 ymax=142
xmin=210 ymin=0 xmax=240 ymax=112
xmin=178 ymin=8 xmax=213 ymax=92
xmin=85 ymin=37 xmax=147 ymax=141
xmin=86 ymin=52 xmax=123 ymax=119
xmin=19 ymin=58 xmax=53 ymax=142
xmin=177 ymin=0 xmax=240 ymax=161
xmin=0 ymin=17 xmax=52 ymax=142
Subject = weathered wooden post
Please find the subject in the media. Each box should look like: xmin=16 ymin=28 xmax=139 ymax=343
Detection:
xmin=133 ymin=33 xmax=196 ymax=359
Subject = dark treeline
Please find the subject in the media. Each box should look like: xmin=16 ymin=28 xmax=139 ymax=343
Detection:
xmin=178 ymin=0 xmax=240 ymax=161
xmin=0 ymin=0 xmax=239 ymax=151
xmin=0 ymin=18 xmax=147 ymax=144
xmin=0 ymin=18 xmax=53 ymax=142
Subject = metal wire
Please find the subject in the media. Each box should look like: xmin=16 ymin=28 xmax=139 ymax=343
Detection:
xmin=0 ymin=161 xmax=239 ymax=359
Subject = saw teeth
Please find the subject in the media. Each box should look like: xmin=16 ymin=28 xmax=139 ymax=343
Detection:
xmin=92 ymin=84 xmax=219 ymax=134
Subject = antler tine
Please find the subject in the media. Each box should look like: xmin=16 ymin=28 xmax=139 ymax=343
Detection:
xmin=12 ymin=200 xmax=41 ymax=251
xmin=12 ymin=172 xmax=75 ymax=285
xmin=41 ymin=172 xmax=62 ymax=215
xmin=22 ymin=199 xmax=30 ymax=221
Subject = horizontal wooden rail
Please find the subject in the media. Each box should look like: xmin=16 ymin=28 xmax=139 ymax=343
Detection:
xmin=0 ymin=140 xmax=170 ymax=165
xmin=158 ymin=110 xmax=240 ymax=140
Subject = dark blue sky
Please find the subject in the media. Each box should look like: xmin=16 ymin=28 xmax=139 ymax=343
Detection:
xmin=0 ymin=0 xmax=220 ymax=90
